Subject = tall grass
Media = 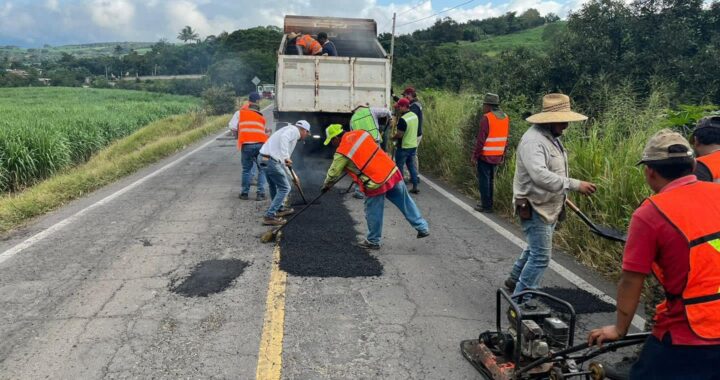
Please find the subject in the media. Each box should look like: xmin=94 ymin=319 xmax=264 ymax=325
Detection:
xmin=0 ymin=87 xmax=198 ymax=193
xmin=420 ymin=88 xmax=682 ymax=276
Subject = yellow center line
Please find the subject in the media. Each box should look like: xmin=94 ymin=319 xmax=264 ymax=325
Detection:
xmin=256 ymin=242 xmax=288 ymax=380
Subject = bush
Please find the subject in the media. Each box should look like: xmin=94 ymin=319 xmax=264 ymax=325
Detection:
xmin=202 ymin=85 xmax=236 ymax=115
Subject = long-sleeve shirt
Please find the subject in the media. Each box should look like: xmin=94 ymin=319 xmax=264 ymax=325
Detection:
xmin=259 ymin=125 xmax=300 ymax=162
xmin=513 ymin=125 xmax=581 ymax=223
xmin=323 ymin=153 xmax=400 ymax=196
xmin=322 ymin=40 xmax=338 ymax=56
xmin=228 ymin=111 xmax=240 ymax=131
xmin=472 ymin=112 xmax=508 ymax=165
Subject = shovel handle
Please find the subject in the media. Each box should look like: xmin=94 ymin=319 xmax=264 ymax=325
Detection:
xmin=287 ymin=166 xmax=309 ymax=205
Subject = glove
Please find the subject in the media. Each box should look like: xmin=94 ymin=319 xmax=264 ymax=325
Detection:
xmin=320 ymin=183 xmax=332 ymax=193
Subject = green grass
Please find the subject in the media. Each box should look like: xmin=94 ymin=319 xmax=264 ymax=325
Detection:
xmin=0 ymin=112 xmax=227 ymax=234
xmin=419 ymin=89 xmax=697 ymax=277
xmin=0 ymin=87 xmax=198 ymax=192
xmin=442 ymin=24 xmax=552 ymax=56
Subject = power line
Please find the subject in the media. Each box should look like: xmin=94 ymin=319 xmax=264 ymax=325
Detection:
xmin=396 ymin=0 xmax=428 ymax=17
xmin=397 ymin=0 xmax=477 ymax=28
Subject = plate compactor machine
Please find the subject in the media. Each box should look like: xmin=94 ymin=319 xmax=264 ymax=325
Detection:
xmin=461 ymin=289 xmax=648 ymax=380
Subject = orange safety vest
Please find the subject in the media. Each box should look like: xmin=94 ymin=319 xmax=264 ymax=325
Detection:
xmin=697 ymin=150 xmax=720 ymax=183
xmin=482 ymin=112 xmax=509 ymax=156
xmin=647 ymin=181 xmax=720 ymax=340
xmin=237 ymin=108 xmax=268 ymax=148
xmin=336 ymin=130 xmax=396 ymax=191
xmin=296 ymin=34 xmax=322 ymax=55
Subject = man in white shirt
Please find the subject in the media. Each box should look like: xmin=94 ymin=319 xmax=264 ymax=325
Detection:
xmin=258 ymin=120 xmax=311 ymax=225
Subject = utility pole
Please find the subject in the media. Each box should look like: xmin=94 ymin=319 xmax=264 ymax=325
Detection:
xmin=390 ymin=12 xmax=396 ymax=66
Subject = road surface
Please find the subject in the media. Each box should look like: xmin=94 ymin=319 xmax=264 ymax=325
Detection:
xmin=0 ymin=107 xmax=640 ymax=379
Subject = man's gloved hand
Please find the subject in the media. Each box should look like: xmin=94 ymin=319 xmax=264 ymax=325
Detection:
xmin=320 ymin=183 xmax=332 ymax=193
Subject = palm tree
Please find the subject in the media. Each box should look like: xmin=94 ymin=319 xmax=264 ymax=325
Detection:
xmin=177 ymin=26 xmax=199 ymax=43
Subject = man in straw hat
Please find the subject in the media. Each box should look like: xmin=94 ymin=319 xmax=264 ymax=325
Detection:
xmin=472 ymin=93 xmax=510 ymax=213
xmin=588 ymin=129 xmax=720 ymax=378
xmin=504 ymin=93 xmax=597 ymax=298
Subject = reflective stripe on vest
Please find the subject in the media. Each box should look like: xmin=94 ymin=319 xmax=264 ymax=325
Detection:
xmin=400 ymin=112 xmax=418 ymax=149
xmin=697 ymin=150 xmax=720 ymax=183
xmin=482 ymin=112 xmax=509 ymax=156
xmin=647 ymin=181 xmax=720 ymax=339
xmin=351 ymin=107 xmax=380 ymax=141
xmin=336 ymin=130 xmax=395 ymax=189
xmin=296 ymin=35 xmax=322 ymax=55
xmin=237 ymin=109 xmax=268 ymax=148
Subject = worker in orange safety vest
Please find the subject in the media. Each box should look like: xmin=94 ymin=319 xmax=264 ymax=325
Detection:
xmin=288 ymin=32 xmax=322 ymax=56
xmin=471 ymin=93 xmax=510 ymax=213
xmin=236 ymin=92 xmax=270 ymax=201
xmin=321 ymin=125 xmax=429 ymax=250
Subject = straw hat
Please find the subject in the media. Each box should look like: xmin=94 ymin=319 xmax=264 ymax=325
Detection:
xmin=526 ymin=93 xmax=587 ymax=124
xmin=288 ymin=32 xmax=299 ymax=40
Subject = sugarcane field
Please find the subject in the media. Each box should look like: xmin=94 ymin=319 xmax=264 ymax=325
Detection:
xmin=2 ymin=1 xmax=720 ymax=379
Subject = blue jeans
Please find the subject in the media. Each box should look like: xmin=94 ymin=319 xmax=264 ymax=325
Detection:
xmin=631 ymin=334 xmax=720 ymax=379
xmin=476 ymin=160 xmax=497 ymax=210
xmin=510 ymin=211 xmax=556 ymax=296
xmin=260 ymin=159 xmax=290 ymax=218
xmin=241 ymin=143 xmax=266 ymax=195
xmin=364 ymin=180 xmax=428 ymax=245
xmin=395 ymin=147 xmax=418 ymax=186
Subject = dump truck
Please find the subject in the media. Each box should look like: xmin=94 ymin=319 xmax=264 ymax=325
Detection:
xmin=274 ymin=15 xmax=392 ymax=148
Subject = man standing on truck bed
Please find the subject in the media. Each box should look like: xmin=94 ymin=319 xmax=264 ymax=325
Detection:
xmin=258 ymin=120 xmax=311 ymax=226
xmin=321 ymin=124 xmax=429 ymax=250
xmin=316 ymin=32 xmax=337 ymax=56
xmin=288 ymin=32 xmax=322 ymax=56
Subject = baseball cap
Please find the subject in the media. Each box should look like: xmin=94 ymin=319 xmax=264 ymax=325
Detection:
xmin=249 ymin=92 xmax=261 ymax=102
xmin=402 ymin=87 xmax=416 ymax=96
xmin=696 ymin=116 xmax=720 ymax=131
xmin=483 ymin=93 xmax=500 ymax=105
xmin=637 ymin=129 xmax=694 ymax=165
xmin=295 ymin=120 xmax=311 ymax=132
xmin=395 ymin=98 xmax=410 ymax=108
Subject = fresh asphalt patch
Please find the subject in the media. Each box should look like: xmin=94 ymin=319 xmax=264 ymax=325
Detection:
xmin=278 ymin=151 xmax=383 ymax=278
xmin=170 ymin=259 xmax=250 ymax=297
xmin=539 ymin=286 xmax=616 ymax=314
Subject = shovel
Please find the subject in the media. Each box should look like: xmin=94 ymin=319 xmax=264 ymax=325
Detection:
xmin=565 ymin=199 xmax=627 ymax=243
xmin=286 ymin=166 xmax=309 ymax=205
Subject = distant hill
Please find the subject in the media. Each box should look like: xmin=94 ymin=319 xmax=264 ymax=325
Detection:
xmin=0 ymin=42 xmax=156 ymax=63
xmin=440 ymin=22 xmax=567 ymax=57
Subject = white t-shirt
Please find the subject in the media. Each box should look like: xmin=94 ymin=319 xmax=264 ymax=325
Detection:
xmin=259 ymin=125 xmax=300 ymax=162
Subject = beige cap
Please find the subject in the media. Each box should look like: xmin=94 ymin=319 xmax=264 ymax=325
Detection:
xmin=288 ymin=32 xmax=299 ymax=40
xmin=526 ymin=93 xmax=587 ymax=124
xmin=638 ymin=129 xmax=694 ymax=165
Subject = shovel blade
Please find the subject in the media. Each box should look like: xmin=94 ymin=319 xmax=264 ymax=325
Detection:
xmin=590 ymin=225 xmax=627 ymax=243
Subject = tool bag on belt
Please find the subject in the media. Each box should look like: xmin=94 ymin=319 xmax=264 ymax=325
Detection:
xmin=648 ymin=181 xmax=720 ymax=339
xmin=336 ymin=130 xmax=395 ymax=191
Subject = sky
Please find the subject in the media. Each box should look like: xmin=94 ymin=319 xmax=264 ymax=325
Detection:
xmin=0 ymin=0 xmax=593 ymax=47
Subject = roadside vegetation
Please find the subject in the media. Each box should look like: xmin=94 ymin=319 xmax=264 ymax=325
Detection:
xmin=0 ymin=111 xmax=227 ymax=234
xmin=0 ymin=87 xmax=197 ymax=193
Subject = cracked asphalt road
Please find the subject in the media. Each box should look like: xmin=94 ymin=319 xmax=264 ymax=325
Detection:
xmin=0 ymin=107 xmax=637 ymax=379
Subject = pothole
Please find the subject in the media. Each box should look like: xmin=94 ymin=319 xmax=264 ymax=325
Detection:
xmin=170 ymin=259 xmax=249 ymax=297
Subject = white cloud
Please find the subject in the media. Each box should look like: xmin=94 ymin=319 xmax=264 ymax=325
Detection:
xmin=88 ymin=0 xmax=135 ymax=29
xmin=46 ymin=0 xmax=60 ymax=12
xmin=166 ymin=1 xmax=236 ymax=39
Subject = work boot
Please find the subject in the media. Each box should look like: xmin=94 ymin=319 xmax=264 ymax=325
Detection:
xmin=358 ymin=239 xmax=381 ymax=250
xmin=239 ymin=193 xmax=249 ymax=200
xmin=410 ymin=185 xmax=419 ymax=194
xmin=256 ymin=193 xmax=266 ymax=201
xmin=277 ymin=207 xmax=295 ymax=217
xmin=417 ymin=230 xmax=430 ymax=239
xmin=504 ymin=277 xmax=517 ymax=293
xmin=262 ymin=216 xmax=286 ymax=226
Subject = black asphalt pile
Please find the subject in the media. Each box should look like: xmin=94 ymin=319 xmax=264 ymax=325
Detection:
xmin=539 ymin=286 xmax=616 ymax=314
xmin=279 ymin=152 xmax=383 ymax=278
xmin=170 ymin=259 xmax=249 ymax=297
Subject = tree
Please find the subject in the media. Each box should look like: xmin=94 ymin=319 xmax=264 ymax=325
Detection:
xmin=178 ymin=26 xmax=200 ymax=44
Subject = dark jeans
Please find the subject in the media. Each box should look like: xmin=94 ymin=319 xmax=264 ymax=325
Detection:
xmin=476 ymin=160 xmax=497 ymax=210
xmin=630 ymin=335 xmax=720 ymax=379
xmin=396 ymin=147 xmax=418 ymax=186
